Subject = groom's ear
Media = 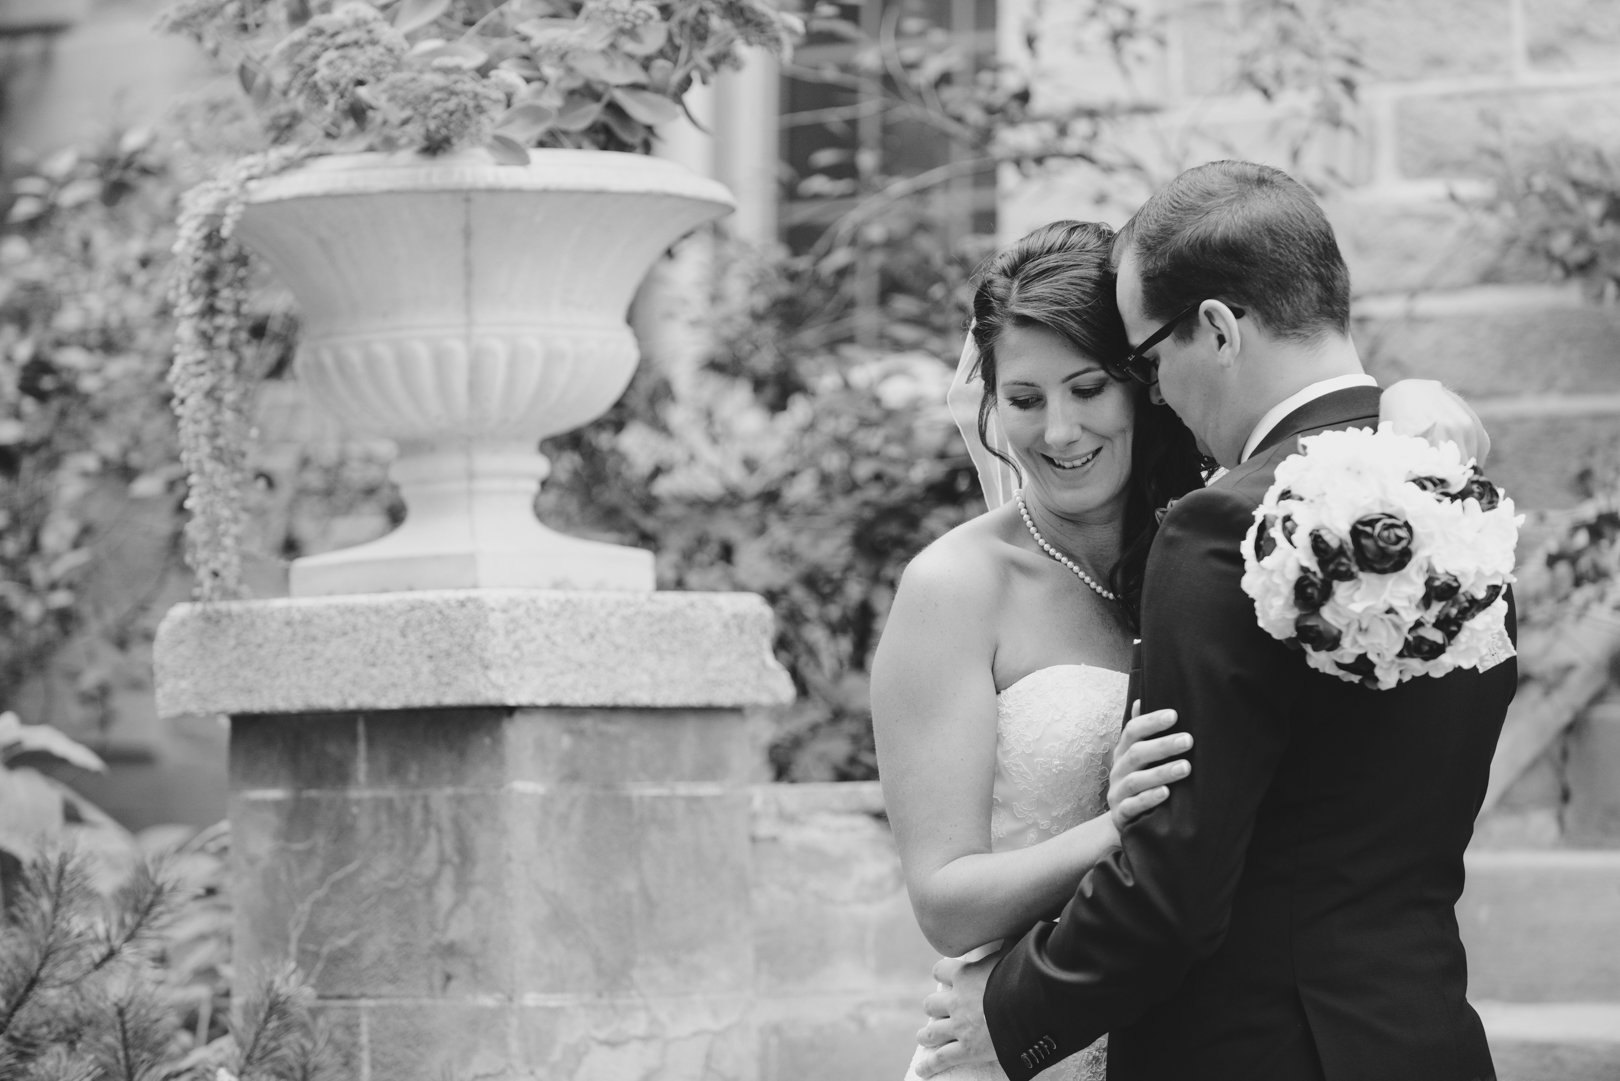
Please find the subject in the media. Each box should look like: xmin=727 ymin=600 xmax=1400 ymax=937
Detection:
xmin=1199 ymin=300 xmax=1243 ymax=364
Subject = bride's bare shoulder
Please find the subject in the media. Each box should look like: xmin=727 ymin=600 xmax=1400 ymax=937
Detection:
xmin=895 ymin=505 xmax=1021 ymax=613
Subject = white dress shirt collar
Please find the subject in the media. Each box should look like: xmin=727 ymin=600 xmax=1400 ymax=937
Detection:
xmin=1239 ymin=373 xmax=1378 ymax=464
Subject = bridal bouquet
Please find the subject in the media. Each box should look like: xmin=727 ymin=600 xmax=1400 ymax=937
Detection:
xmin=1240 ymin=425 xmax=1521 ymax=690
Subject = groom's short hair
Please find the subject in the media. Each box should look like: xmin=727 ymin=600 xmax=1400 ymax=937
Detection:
xmin=1117 ymin=161 xmax=1351 ymax=344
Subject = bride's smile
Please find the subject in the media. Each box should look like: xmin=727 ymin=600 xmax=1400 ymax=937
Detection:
xmin=1043 ymin=447 xmax=1100 ymax=469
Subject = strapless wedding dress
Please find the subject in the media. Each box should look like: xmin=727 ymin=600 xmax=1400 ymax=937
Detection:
xmin=903 ymin=664 xmax=1127 ymax=1081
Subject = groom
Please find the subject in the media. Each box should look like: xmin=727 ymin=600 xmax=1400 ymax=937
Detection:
xmin=915 ymin=161 xmax=1517 ymax=1080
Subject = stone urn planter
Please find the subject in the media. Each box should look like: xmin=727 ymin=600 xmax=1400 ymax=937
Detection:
xmin=235 ymin=149 xmax=734 ymax=596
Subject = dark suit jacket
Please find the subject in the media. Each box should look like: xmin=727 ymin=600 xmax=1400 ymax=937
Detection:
xmin=983 ymin=387 xmax=1516 ymax=1081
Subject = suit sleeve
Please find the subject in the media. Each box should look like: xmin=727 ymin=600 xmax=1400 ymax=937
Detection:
xmin=983 ymin=486 xmax=1306 ymax=1080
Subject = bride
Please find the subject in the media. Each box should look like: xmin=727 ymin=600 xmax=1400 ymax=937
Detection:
xmin=871 ymin=220 xmax=1487 ymax=1081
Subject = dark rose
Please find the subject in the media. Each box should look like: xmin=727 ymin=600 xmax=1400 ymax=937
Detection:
xmin=1433 ymin=608 xmax=1466 ymax=641
xmin=1422 ymin=572 xmax=1461 ymax=609
xmin=1398 ymin=624 xmax=1448 ymax=661
xmin=1454 ymin=471 xmax=1501 ymax=511
xmin=1310 ymin=529 xmax=1357 ymax=583
xmin=1434 ymin=583 xmax=1503 ymax=639
xmin=1254 ymin=515 xmax=1277 ymax=561
xmin=1294 ymin=568 xmax=1332 ymax=612
xmin=1349 ymin=513 xmax=1414 ymax=574
xmin=1457 ymin=583 xmax=1505 ymax=621
xmin=1336 ymin=653 xmax=1379 ymax=685
xmin=1410 ymin=475 xmax=1457 ymax=497
xmin=1281 ymin=514 xmax=1299 ymax=545
xmin=1294 ymin=609 xmax=1342 ymax=651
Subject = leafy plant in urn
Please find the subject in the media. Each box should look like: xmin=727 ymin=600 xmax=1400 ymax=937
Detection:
xmin=159 ymin=0 xmax=798 ymax=599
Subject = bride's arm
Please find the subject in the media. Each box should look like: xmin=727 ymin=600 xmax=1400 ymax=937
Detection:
xmin=872 ymin=543 xmax=1182 ymax=958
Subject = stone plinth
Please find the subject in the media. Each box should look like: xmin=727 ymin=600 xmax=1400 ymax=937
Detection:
xmin=154 ymin=589 xmax=789 ymax=716
xmin=154 ymin=590 xmax=793 ymax=1081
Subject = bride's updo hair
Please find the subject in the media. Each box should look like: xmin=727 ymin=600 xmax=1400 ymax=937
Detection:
xmin=969 ymin=220 xmax=1207 ymax=628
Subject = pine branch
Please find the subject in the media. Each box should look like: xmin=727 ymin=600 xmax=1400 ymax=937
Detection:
xmin=285 ymin=1024 xmax=334 ymax=1081
xmin=0 ymin=850 xmax=98 ymax=1040
xmin=20 ymin=1045 xmax=97 ymax=1081
xmin=110 ymin=997 xmax=139 ymax=1081
xmin=86 ymin=979 xmax=174 ymax=1081
xmin=229 ymin=965 xmax=322 ymax=1081
xmin=90 ymin=858 xmax=182 ymax=976
xmin=0 ymin=1039 xmax=25 ymax=1078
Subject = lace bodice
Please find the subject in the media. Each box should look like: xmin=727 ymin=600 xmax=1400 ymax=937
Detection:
xmin=989 ymin=665 xmax=1127 ymax=853
xmin=905 ymin=664 xmax=1127 ymax=1081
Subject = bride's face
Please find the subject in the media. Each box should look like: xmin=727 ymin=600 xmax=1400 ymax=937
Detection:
xmin=995 ymin=323 xmax=1136 ymax=522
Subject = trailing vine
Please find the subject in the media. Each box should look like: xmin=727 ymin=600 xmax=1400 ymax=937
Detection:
xmin=168 ymin=146 xmax=305 ymax=601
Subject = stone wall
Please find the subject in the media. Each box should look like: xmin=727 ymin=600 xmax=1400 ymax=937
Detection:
xmin=1482 ymin=687 xmax=1620 ymax=848
xmin=751 ymin=783 xmax=935 ymax=1081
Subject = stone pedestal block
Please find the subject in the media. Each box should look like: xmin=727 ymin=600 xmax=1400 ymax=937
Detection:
xmin=154 ymin=590 xmax=793 ymax=1081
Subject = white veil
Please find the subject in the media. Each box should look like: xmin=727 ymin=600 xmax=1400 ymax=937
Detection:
xmin=946 ymin=326 xmax=1020 ymax=511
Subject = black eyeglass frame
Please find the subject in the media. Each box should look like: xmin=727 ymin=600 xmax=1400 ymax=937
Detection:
xmin=1120 ymin=300 xmax=1247 ymax=385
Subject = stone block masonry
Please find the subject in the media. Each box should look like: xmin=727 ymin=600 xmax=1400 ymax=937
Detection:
xmin=751 ymin=783 xmax=939 ymax=1081
xmin=155 ymin=589 xmax=795 ymax=1081
xmin=231 ymin=707 xmax=760 ymax=1079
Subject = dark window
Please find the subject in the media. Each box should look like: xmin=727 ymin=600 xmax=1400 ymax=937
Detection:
xmin=780 ymin=0 xmax=998 ymax=253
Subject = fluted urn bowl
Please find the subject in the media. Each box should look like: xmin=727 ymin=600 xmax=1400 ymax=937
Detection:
xmin=236 ymin=149 xmax=734 ymax=596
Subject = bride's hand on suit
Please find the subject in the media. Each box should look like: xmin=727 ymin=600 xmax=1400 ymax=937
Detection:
xmin=1108 ymin=702 xmax=1192 ymax=834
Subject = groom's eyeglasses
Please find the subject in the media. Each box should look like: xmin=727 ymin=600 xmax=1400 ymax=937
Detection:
xmin=1120 ymin=301 xmax=1247 ymax=385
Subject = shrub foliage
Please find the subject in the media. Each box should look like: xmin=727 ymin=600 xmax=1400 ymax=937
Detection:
xmin=0 ymin=841 xmax=324 ymax=1081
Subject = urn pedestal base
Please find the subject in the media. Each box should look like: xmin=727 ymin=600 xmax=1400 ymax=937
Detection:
xmin=290 ymin=528 xmax=655 ymax=595
xmin=287 ymin=441 xmax=654 ymax=595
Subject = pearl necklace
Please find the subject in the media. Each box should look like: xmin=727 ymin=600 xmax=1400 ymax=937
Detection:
xmin=1015 ymin=490 xmax=1118 ymax=602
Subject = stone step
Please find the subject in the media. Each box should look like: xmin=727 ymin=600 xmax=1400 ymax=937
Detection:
xmin=1478 ymin=1002 xmax=1620 ymax=1081
xmin=1461 ymin=850 xmax=1620 ymax=1002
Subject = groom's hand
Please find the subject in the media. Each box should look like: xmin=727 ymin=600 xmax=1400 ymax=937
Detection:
xmin=914 ymin=950 xmax=1002 ymax=1078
